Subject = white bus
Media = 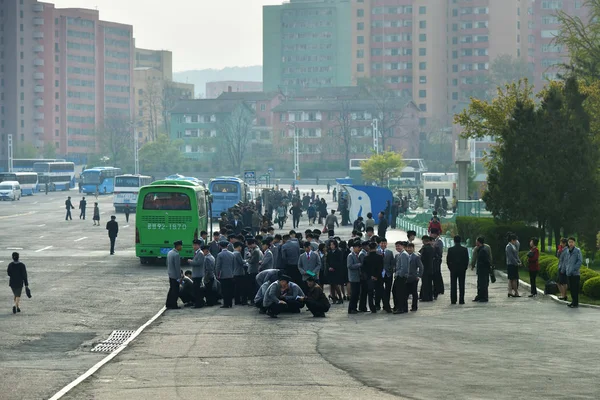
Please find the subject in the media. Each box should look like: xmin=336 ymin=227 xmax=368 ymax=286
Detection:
xmin=0 ymin=172 xmax=38 ymax=195
xmin=113 ymin=174 xmax=153 ymax=212
xmin=423 ymin=172 xmax=457 ymax=205
xmin=33 ymin=162 xmax=76 ymax=191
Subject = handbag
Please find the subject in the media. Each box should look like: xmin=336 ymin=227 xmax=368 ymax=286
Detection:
xmin=489 ymin=267 xmax=496 ymax=284
xmin=25 ymin=287 xmax=32 ymax=298
xmin=322 ymin=225 xmax=328 ymax=233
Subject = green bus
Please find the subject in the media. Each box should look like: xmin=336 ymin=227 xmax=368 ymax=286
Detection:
xmin=136 ymin=179 xmax=211 ymax=263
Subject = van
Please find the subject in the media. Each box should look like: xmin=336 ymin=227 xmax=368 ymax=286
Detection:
xmin=0 ymin=181 xmax=21 ymax=201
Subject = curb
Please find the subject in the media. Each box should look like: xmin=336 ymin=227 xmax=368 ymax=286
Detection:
xmin=494 ymin=270 xmax=600 ymax=310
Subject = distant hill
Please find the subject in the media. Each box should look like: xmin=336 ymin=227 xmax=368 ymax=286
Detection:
xmin=173 ymin=66 xmax=262 ymax=98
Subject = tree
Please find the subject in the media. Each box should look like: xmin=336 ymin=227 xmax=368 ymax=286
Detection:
xmin=217 ymin=104 xmax=255 ymax=174
xmin=420 ymin=118 xmax=454 ymax=172
xmin=42 ymin=142 xmax=57 ymax=159
xmin=142 ymin=77 xmax=163 ymax=142
xmin=14 ymin=142 xmax=38 ymax=158
xmin=139 ymin=133 xmax=185 ymax=173
xmin=555 ymin=0 xmax=600 ymax=82
xmin=488 ymin=54 xmax=534 ymax=92
xmin=361 ymin=151 xmax=405 ymax=186
xmin=333 ymin=100 xmax=354 ymax=175
xmin=96 ymin=116 xmax=134 ymax=172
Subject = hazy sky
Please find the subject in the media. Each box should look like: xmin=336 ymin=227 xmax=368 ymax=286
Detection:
xmin=51 ymin=0 xmax=282 ymax=72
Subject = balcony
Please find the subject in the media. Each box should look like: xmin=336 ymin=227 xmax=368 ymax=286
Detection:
xmin=34 ymin=72 xmax=44 ymax=80
xmin=33 ymin=18 xmax=44 ymax=25
xmin=34 ymin=99 xmax=44 ymax=106
xmin=34 ymin=86 xmax=44 ymax=93
xmin=33 ymin=3 xmax=44 ymax=12
xmin=34 ymin=58 xmax=44 ymax=66
xmin=33 ymin=45 xmax=44 ymax=53
xmin=33 ymin=31 xmax=44 ymax=39
xmin=34 ymin=127 xmax=44 ymax=134
xmin=34 ymin=113 xmax=44 ymax=120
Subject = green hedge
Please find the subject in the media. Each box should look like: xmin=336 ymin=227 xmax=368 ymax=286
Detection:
xmin=580 ymin=268 xmax=600 ymax=291
xmin=457 ymin=217 xmax=540 ymax=267
xmin=583 ymin=276 xmax=600 ymax=298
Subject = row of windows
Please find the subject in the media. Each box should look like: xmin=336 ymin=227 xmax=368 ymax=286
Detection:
xmin=68 ymin=139 xmax=96 ymax=148
xmin=371 ymin=6 xmax=416 ymax=15
xmin=104 ymin=27 xmax=131 ymax=37
xmin=67 ymin=115 xmax=95 ymax=123
xmin=371 ymin=20 xmax=412 ymax=28
xmin=281 ymin=21 xmax=332 ymax=28
xmin=105 ymin=72 xmax=129 ymax=82
xmin=283 ymin=66 xmax=332 ymax=73
xmin=68 ymin=127 xmax=95 ymax=136
xmin=67 ymin=30 xmax=95 ymax=40
xmin=105 ymin=50 xmax=130 ymax=59
xmin=105 ymin=61 xmax=130 ymax=70
xmin=283 ymin=78 xmax=333 ymax=86
xmin=67 ymin=66 xmax=95 ymax=76
xmin=105 ymin=38 xmax=131 ymax=49
xmin=67 ymin=54 xmax=95 ymax=64
xmin=67 ymin=79 xmax=95 ymax=87
xmin=370 ymin=48 xmax=414 ymax=57
xmin=67 ymin=42 xmax=94 ymax=52
xmin=371 ymin=62 xmax=413 ymax=71
xmin=283 ymin=43 xmax=333 ymax=51
xmin=283 ymin=32 xmax=333 ymax=40
xmin=282 ymin=55 xmax=333 ymax=62
xmin=68 ymin=90 xmax=95 ymax=100
xmin=67 ymin=17 xmax=94 ymax=28
xmin=106 ymin=96 xmax=129 ymax=104
xmin=67 ymin=103 xmax=95 ymax=112
xmin=282 ymin=9 xmax=333 ymax=17
xmin=105 ymin=85 xmax=130 ymax=92
xmin=370 ymin=34 xmax=413 ymax=43
xmin=105 ymin=108 xmax=130 ymax=117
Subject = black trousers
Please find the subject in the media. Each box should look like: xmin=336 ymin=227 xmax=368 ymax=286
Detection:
xmin=327 ymin=228 xmax=335 ymax=237
xmin=247 ymin=273 xmax=258 ymax=302
xmin=220 ymin=278 xmax=234 ymax=307
xmin=420 ymin=273 xmax=433 ymax=301
xmin=166 ymin=278 xmax=179 ymax=308
xmin=393 ymin=277 xmax=408 ymax=312
xmin=268 ymin=302 xmax=288 ymax=316
xmin=370 ymin=279 xmax=383 ymax=311
xmin=109 ymin=236 xmax=116 ymax=254
xmin=234 ymin=275 xmax=247 ymax=304
xmin=66 ymin=209 xmax=72 ymax=220
xmin=80 ymin=210 xmax=85 ymax=219
xmin=406 ymin=280 xmax=419 ymax=311
xmin=450 ymin=269 xmax=466 ymax=304
xmin=193 ymin=278 xmax=205 ymax=307
xmin=529 ymin=271 xmax=538 ymax=295
xmin=433 ymin=268 xmax=444 ymax=297
xmin=305 ymin=300 xmax=329 ymax=316
xmin=358 ymin=280 xmax=369 ymax=311
xmin=204 ymin=278 xmax=217 ymax=305
xmin=477 ymin=268 xmax=490 ymax=300
xmin=568 ymin=275 xmax=580 ymax=306
xmin=348 ymin=282 xmax=360 ymax=312
xmin=125 ymin=212 xmax=130 ymax=223
xmin=377 ymin=275 xmax=392 ymax=310
xmin=285 ymin=264 xmax=302 ymax=286
xmin=292 ymin=215 xmax=300 ymax=229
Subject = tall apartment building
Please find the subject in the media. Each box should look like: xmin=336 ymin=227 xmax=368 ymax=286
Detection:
xmin=263 ymin=0 xmax=353 ymax=93
xmin=0 ymin=0 xmax=134 ymax=166
xmin=134 ymin=48 xmax=172 ymax=80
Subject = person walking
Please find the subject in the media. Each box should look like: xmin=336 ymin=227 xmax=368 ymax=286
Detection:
xmin=324 ymin=209 xmax=339 ymax=237
xmin=419 ymin=236 xmax=435 ymax=302
xmin=332 ymin=187 xmax=337 ymax=202
xmin=405 ymin=243 xmax=423 ymax=312
xmin=327 ymin=182 xmax=331 ymax=194
xmin=447 ymin=235 xmax=469 ymax=304
xmin=65 ymin=196 xmax=74 ymax=220
xmin=565 ymin=237 xmax=582 ymax=308
xmin=430 ymin=228 xmax=445 ymax=299
xmin=93 ymin=202 xmax=100 ymax=226
xmin=505 ymin=234 xmax=522 ymax=298
xmin=106 ymin=215 xmax=119 ymax=255
xmin=7 ymin=252 xmax=29 ymax=314
xmin=79 ymin=197 xmax=87 ymax=220
xmin=527 ymin=237 xmax=540 ymax=298
xmin=472 ymin=237 xmax=492 ymax=302
xmin=124 ymin=204 xmax=131 ymax=223
xmin=377 ymin=211 xmax=389 ymax=239
xmin=166 ymin=241 xmax=183 ymax=310
xmin=289 ymin=202 xmax=302 ymax=230
xmin=215 ymin=241 xmax=235 ymax=308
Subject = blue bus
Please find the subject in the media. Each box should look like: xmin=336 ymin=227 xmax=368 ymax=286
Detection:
xmin=33 ymin=162 xmax=76 ymax=191
xmin=81 ymin=167 xmax=122 ymax=194
xmin=12 ymin=158 xmax=65 ymax=172
xmin=209 ymin=177 xmax=250 ymax=219
xmin=0 ymin=172 xmax=38 ymax=195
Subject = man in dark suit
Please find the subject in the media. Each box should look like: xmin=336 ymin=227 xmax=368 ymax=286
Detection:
xmin=106 ymin=215 xmax=119 ymax=255
xmin=362 ymin=242 xmax=384 ymax=313
xmin=232 ymin=214 xmax=243 ymax=234
xmin=419 ymin=236 xmax=435 ymax=302
xmin=377 ymin=211 xmax=388 ymax=239
xmin=79 ymin=197 xmax=87 ymax=219
xmin=446 ymin=235 xmax=470 ymax=305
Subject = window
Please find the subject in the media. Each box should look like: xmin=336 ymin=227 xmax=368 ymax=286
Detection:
xmin=55 ymin=80 xmax=59 ymax=87
xmin=419 ymin=104 xmax=427 ymax=112
xmin=357 ymin=63 xmax=364 ymax=72
xmin=452 ymin=64 xmax=458 ymax=72
xmin=419 ymin=48 xmax=426 ymax=56
xmin=419 ymin=20 xmax=426 ymax=29
xmin=357 ymin=36 xmax=364 ymax=44
xmin=55 ymin=130 xmax=59 ymax=137
xmin=357 ymin=49 xmax=364 ymax=58
xmin=20 ymin=106 xmax=24 ymax=114
xmin=357 ymin=9 xmax=364 ymax=17
xmin=419 ymin=6 xmax=426 ymax=14
xmin=357 ymin=22 xmax=364 ymax=30
xmin=21 ymin=120 xmax=24 ymax=128
xmin=419 ymin=34 xmax=427 ymax=42
xmin=419 ymin=90 xmax=426 ymax=98
xmin=20 ymin=79 xmax=24 ymax=87
xmin=419 ymin=62 xmax=427 ymax=70
xmin=419 ymin=76 xmax=427 ymax=84
xmin=20 ymin=92 xmax=24 ymax=101
xmin=452 ymin=92 xmax=458 ymax=100
xmin=452 ymin=50 xmax=458 ymax=59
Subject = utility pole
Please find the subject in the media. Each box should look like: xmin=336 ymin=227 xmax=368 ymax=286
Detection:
xmin=7 ymin=134 xmax=13 ymax=172
xmin=372 ymin=118 xmax=379 ymax=154
xmin=287 ymin=122 xmax=300 ymax=182
xmin=134 ymin=134 xmax=139 ymax=175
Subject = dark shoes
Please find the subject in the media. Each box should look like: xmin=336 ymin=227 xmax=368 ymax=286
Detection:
xmin=528 ymin=294 xmax=537 ymax=298
xmin=472 ymin=297 xmax=480 ymax=302
xmin=17 ymin=307 xmax=21 ymax=313
xmin=348 ymin=310 xmax=358 ymax=314
xmin=568 ymin=303 xmax=579 ymax=308
xmin=166 ymin=306 xmax=181 ymax=310
xmin=313 ymin=313 xmax=326 ymax=318
xmin=219 ymin=305 xmax=231 ymax=309
xmin=12 ymin=306 xmax=16 ymax=314
xmin=392 ymin=310 xmax=404 ymax=314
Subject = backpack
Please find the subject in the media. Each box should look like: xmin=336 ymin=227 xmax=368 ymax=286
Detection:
xmin=429 ymin=219 xmax=442 ymax=234
xmin=544 ymin=281 xmax=559 ymax=295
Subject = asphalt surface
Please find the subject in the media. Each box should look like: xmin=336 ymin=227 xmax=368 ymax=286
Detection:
xmin=2 ymin=186 xmax=600 ymax=400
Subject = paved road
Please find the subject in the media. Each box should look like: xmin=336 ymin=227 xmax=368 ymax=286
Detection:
xmin=2 ymin=187 xmax=600 ymax=400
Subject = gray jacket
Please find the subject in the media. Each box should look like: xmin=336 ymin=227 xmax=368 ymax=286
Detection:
xmin=167 ymin=249 xmax=181 ymax=280
xmin=347 ymin=252 xmax=362 ymax=283
xmin=254 ymin=281 xmax=271 ymax=304
xmin=281 ymin=239 xmax=301 ymax=266
xmin=298 ymin=251 xmax=322 ymax=281
xmin=505 ymin=242 xmax=520 ymax=266
xmin=382 ymin=249 xmax=395 ymax=278
xmin=565 ymin=247 xmax=583 ymax=276
xmin=270 ymin=243 xmax=281 ymax=268
xmin=395 ymin=250 xmax=410 ymax=278
xmin=215 ymin=250 xmax=235 ymax=279
xmin=256 ymin=269 xmax=280 ymax=286
xmin=260 ymin=249 xmax=274 ymax=271
xmin=264 ymin=280 xmax=305 ymax=307
xmin=233 ymin=250 xmax=248 ymax=276
xmin=407 ymin=253 xmax=424 ymax=281
xmin=204 ymin=254 xmax=215 ymax=281
xmin=247 ymin=247 xmax=263 ymax=274
xmin=189 ymin=249 xmax=205 ymax=278
xmin=558 ymin=248 xmax=569 ymax=274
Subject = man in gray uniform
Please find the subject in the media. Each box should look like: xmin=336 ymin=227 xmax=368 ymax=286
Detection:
xmin=232 ymin=242 xmax=249 ymax=305
xmin=298 ymin=241 xmax=322 ymax=292
xmin=256 ymin=268 xmax=280 ymax=286
xmin=166 ymin=240 xmax=183 ymax=310
xmin=246 ymin=238 xmax=263 ymax=301
xmin=188 ymin=239 xmax=205 ymax=308
xmin=254 ymin=281 xmax=272 ymax=314
xmin=215 ymin=241 xmax=235 ymax=308
xmin=347 ymin=240 xmax=362 ymax=314
xmin=260 ymin=240 xmax=274 ymax=271
xmin=281 ymin=234 xmax=301 ymax=284
xmin=201 ymin=245 xmax=218 ymax=306
xmin=263 ymin=275 xmax=305 ymax=318
xmin=378 ymin=238 xmax=394 ymax=313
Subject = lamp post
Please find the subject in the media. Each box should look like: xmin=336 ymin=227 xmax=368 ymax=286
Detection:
xmin=7 ymin=134 xmax=13 ymax=172
xmin=129 ymin=121 xmax=139 ymax=175
xmin=287 ymin=122 xmax=300 ymax=183
xmin=372 ymin=118 xmax=379 ymax=154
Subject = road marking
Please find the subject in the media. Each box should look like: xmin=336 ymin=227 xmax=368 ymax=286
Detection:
xmin=35 ymin=246 xmax=53 ymax=252
xmin=38 ymin=224 xmax=46 ymax=227
xmin=39 ymin=236 xmax=44 ymax=239
xmin=74 ymin=237 xmax=87 ymax=242
xmin=100 ymin=212 xmax=106 ymax=215
xmin=0 ymin=211 xmax=37 ymax=220
xmin=7 ymin=247 xmax=23 ymax=250
xmin=33 ymin=201 xmax=38 ymax=204
xmin=48 ymin=306 xmax=166 ymax=400
xmin=123 ymin=225 xmax=129 ymax=228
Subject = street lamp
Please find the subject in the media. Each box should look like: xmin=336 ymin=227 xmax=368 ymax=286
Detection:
xmin=286 ymin=122 xmax=300 ymax=183
xmin=129 ymin=121 xmax=139 ymax=175
xmin=371 ymin=118 xmax=380 ymax=155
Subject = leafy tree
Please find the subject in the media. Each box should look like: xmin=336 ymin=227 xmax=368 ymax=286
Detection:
xmin=42 ymin=142 xmax=57 ymax=159
xmin=14 ymin=142 xmax=38 ymax=158
xmin=217 ymin=104 xmax=255 ymax=174
xmin=139 ymin=133 xmax=185 ymax=173
xmin=333 ymin=100 xmax=354 ymax=175
xmin=96 ymin=116 xmax=134 ymax=171
xmin=361 ymin=151 xmax=405 ymax=186
xmin=488 ymin=54 xmax=534 ymax=92
xmin=420 ymin=118 xmax=454 ymax=172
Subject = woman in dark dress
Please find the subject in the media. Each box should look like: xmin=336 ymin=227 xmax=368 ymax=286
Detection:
xmin=338 ymin=240 xmax=350 ymax=300
xmin=327 ymin=240 xmax=345 ymax=304
xmin=7 ymin=252 xmax=28 ymax=314
xmin=318 ymin=243 xmax=328 ymax=286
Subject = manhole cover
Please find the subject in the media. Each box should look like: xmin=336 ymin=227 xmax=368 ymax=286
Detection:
xmin=91 ymin=330 xmax=135 ymax=353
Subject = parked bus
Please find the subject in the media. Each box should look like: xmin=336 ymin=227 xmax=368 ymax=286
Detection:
xmin=33 ymin=162 xmax=75 ymax=191
xmin=113 ymin=174 xmax=153 ymax=212
xmin=12 ymin=158 xmax=65 ymax=172
xmin=80 ymin=167 xmax=122 ymax=194
xmin=209 ymin=177 xmax=249 ymax=219
xmin=423 ymin=172 xmax=457 ymax=206
xmin=0 ymin=172 xmax=38 ymax=195
xmin=136 ymin=179 xmax=212 ymax=263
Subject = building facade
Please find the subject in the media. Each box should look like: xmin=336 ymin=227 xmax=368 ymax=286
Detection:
xmin=263 ymin=0 xmax=353 ymax=93
xmin=206 ymin=81 xmax=263 ymax=99
xmin=134 ymin=47 xmax=172 ymax=80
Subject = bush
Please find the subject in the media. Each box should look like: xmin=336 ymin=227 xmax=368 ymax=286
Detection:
xmin=538 ymin=256 xmax=555 ymax=277
xmin=583 ymin=276 xmax=600 ymax=298
xmin=546 ymin=262 xmax=559 ymax=282
xmin=579 ymin=267 xmax=600 ymax=290
xmin=457 ymin=217 xmax=540 ymax=267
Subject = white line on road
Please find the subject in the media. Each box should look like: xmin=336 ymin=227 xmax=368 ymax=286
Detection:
xmin=100 ymin=212 xmax=106 ymax=215
xmin=6 ymin=247 xmax=23 ymax=250
xmin=74 ymin=237 xmax=87 ymax=242
xmin=37 ymin=224 xmax=46 ymax=227
xmin=35 ymin=246 xmax=53 ymax=252
xmin=39 ymin=236 xmax=44 ymax=239
xmin=0 ymin=211 xmax=37 ymax=220
xmin=123 ymin=225 xmax=129 ymax=228
xmin=48 ymin=306 xmax=166 ymax=400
